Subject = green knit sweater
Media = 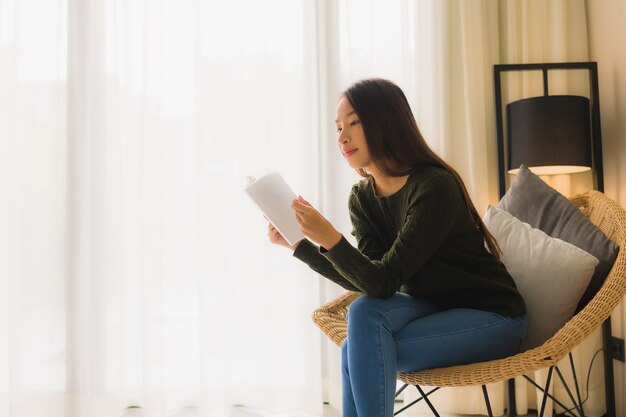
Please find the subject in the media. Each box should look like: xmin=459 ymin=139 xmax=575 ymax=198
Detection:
xmin=293 ymin=165 xmax=526 ymax=318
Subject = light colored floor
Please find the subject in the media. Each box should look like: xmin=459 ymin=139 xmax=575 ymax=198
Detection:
xmin=228 ymin=405 xmax=338 ymax=417
xmin=228 ymin=404 xmax=537 ymax=417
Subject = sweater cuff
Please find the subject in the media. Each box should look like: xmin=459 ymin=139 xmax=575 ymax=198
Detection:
xmin=320 ymin=235 xmax=356 ymax=264
xmin=292 ymin=238 xmax=320 ymax=263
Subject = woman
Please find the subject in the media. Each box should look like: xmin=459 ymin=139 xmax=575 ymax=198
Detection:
xmin=267 ymin=78 xmax=526 ymax=417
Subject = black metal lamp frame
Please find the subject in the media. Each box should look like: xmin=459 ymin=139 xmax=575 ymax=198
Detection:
xmin=493 ymin=62 xmax=613 ymax=417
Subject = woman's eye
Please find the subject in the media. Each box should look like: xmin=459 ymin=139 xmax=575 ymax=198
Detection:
xmin=350 ymin=120 xmax=361 ymax=126
xmin=336 ymin=127 xmax=342 ymax=133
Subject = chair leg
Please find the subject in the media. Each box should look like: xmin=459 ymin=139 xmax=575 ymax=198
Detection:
xmin=395 ymin=383 xmax=408 ymax=398
xmin=507 ymin=379 xmax=517 ymax=417
xmin=482 ymin=385 xmax=494 ymax=417
xmin=394 ymin=387 xmax=440 ymax=416
xmin=522 ymin=374 xmax=577 ymax=417
xmin=539 ymin=367 xmax=554 ymax=417
xmin=415 ymin=385 xmax=441 ymax=417
xmin=569 ymin=352 xmax=586 ymax=417
xmin=555 ymin=365 xmax=585 ymax=417
xmin=398 ymin=359 xmax=585 ymax=417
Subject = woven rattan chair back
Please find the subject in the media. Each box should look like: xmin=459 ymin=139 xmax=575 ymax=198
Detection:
xmin=312 ymin=190 xmax=626 ymax=389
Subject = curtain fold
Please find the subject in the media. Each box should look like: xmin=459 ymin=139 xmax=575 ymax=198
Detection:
xmin=0 ymin=0 xmax=69 ymax=415
xmin=5 ymin=1 xmax=324 ymax=416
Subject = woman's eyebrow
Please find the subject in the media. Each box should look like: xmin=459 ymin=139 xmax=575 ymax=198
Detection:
xmin=335 ymin=110 xmax=356 ymax=123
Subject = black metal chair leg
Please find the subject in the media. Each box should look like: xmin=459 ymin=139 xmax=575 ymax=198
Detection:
xmin=555 ymin=366 xmax=584 ymax=417
xmin=539 ymin=367 xmax=554 ymax=417
xmin=395 ymin=384 xmax=408 ymax=399
xmin=522 ymin=374 xmax=577 ymax=417
xmin=507 ymin=379 xmax=517 ymax=417
xmin=397 ymin=362 xmax=586 ymax=417
xmin=569 ymin=352 xmax=586 ymax=417
xmin=482 ymin=385 xmax=494 ymax=417
xmin=394 ymin=387 xmax=440 ymax=416
xmin=416 ymin=385 xmax=441 ymax=417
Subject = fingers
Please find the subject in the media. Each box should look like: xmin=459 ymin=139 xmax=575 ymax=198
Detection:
xmin=298 ymin=195 xmax=311 ymax=206
xmin=292 ymin=197 xmax=313 ymax=213
xmin=291 ymin=196 xmax=318 ymax=234
xmin=267 ymin=222 xmax=278 ymax=236
xmin=266 ymin=217 xmax=281 ymax=238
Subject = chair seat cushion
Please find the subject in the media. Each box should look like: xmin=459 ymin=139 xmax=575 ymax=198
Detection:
xmin=483 ymin=206 xmax=599 ymax=351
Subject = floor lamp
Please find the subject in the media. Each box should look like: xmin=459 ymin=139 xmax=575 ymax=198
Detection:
xmin=493 ymin=62 xmax=617 ymax=417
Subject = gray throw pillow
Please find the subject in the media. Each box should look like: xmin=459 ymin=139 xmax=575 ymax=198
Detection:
xmin=497 ymin=164 xmax=620 ymax=312
xmin=483 ymin=206 xmax=598 ymax=351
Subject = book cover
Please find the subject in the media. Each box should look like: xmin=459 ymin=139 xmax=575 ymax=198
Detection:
xmin=244 ymin=171 xmax=305 ymax=246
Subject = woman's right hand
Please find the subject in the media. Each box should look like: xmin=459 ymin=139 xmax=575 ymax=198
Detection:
xmin=267 ymin=222 xmax=300 ymax=251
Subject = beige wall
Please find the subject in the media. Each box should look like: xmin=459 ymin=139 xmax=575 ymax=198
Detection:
xmin=587 ymin=1 xmax=626 ymax=416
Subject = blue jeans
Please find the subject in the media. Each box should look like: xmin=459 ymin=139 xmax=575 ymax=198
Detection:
xmin=341 ymin=293 xmax=527 ymax=417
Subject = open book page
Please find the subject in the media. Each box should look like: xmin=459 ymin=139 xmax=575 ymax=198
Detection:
xmin=244 ymin=171 xmax=305 ymax=246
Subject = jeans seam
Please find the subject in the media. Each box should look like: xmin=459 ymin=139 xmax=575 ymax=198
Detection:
xmin=379 ymin=319 xmax=387 ymax=417
xmin=394 ymin=316 xmax=518 ymax=345
xmin=379 ymin=308 xmax=419 ymax=417
xmin=380 ymin=306 xmax=434 ymax=332
xmin=379 ymin=306 xmax=437 ymax=415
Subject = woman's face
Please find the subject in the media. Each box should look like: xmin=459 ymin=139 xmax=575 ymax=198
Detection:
xmin=335 ymin=96 xmax=371 ymax=170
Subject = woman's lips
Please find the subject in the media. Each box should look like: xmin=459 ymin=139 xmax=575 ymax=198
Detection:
xmin=343 ymin=149 xmax=358 ymax=157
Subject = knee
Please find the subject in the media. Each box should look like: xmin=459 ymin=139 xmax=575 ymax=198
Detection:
xmin=350 ymin=293 xmax=400 ymax=315
xmin=348 ymin=294 xmax=390 ymax=323
xmin=348 ymin=295 xmax=376 ymax=321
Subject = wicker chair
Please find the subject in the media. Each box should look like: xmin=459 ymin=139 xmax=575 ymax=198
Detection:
xmin=312 ymin=190 xmax=626 ymax=417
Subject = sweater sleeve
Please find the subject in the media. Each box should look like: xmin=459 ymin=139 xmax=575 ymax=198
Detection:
xmin=291 ymin=238 xmax=362 ymax=292
xmin=348 ymin=191 xmax=387 ymax=261
xmin=320 ymin=174 xmax=463 ymax=298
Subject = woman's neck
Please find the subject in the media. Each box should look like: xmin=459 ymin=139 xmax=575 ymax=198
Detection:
xmin=370 ymin=172 xmax=410 ymax=197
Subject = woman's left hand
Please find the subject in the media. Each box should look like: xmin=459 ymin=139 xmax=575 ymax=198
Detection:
xmin=292 ymin=195 xmax=343 ymax=250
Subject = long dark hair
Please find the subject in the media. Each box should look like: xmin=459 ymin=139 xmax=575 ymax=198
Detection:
xmin=343 ymin=78 xmax=502 ymax=259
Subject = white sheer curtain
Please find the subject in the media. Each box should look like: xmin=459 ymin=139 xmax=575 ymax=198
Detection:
xmin=0 ymin=0 xmax=69 ymax=415
xmin=3 ymin=0 xmax=324 ymax=416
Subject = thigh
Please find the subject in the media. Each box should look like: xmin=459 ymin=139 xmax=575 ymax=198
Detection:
xmin=348 ymin=292 xmax=440 ymax=334
xmin=395 ymin=309 xmax=527 ymax=373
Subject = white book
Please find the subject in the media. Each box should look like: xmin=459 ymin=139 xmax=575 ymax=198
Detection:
xmin=244 ymin=171 xmax=305 ymax=246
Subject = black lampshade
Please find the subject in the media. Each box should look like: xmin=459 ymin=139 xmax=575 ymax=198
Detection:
xmin=506 ymin=95 xmax=592 ymax=174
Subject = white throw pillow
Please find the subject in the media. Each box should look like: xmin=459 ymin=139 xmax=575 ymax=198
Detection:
xmin=483 ymin=206 xmax=599 ymax=351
